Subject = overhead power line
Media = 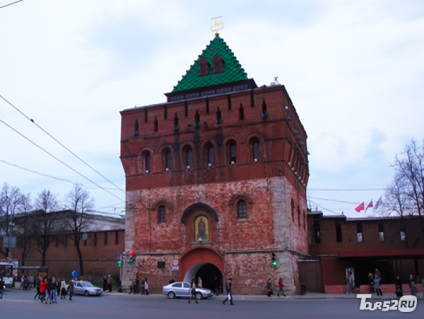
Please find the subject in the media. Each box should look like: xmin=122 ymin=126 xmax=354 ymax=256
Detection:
xmin=0 ymin=94 xmax=124 ymax=194
xmin=0 ymin=0 xmax=24 ymax=9
xmin=0 ymin=117 xmax=124 ymax=203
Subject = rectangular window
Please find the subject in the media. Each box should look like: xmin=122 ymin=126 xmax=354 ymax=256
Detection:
xmin=336 ymin=221 xmax=342 ymax=242
xmin=104 ymin=232 xmax=108 ymax=245
xmin=400 ymin=230 xmax=406 ymax=241
xmin=357 ymin=222 xmax=363 ymax=243
xmin=378 ymin=223 xmax=385 ymax=241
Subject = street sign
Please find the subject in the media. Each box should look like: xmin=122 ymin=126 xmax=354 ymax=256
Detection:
xmin=2 ymin=236 xmax=16 ymax=248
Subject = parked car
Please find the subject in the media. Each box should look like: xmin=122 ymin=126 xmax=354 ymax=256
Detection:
xmin=71 ymin=281 xmax=103 ymax=296
xmin=162 ymin=282 xmax=213 ymax=300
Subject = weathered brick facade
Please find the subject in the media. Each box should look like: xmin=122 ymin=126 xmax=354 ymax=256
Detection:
xmin=120 ymin=34 xmax=309 ymax=294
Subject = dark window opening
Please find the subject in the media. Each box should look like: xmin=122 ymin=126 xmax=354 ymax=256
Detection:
xmin=336 ymin=221 xmax=342 ymax=242
xmin=239 ymin=103 xmax=244 ymax=120
xmin=229 ymin=142 xmax=236 ymax=164
xmin=144 ymin=152 xmax=151 ymax=173
xmin=207 ymin=144 xmax=214 ymax=167
xmin=314 ymin=219 xmax=321 ymax=243
xmin=158 ymin=205 xmax=166 ymax=223
xmin=227 ymin=95 xmax=231 ymax=110
xmin=115 ymin=231 xmax=119 ymax=245
xmin=199 ymin=56 xmax=209 ymax=76
xmin=165 ymin=150 xmax=172 ymax=171
xmin=237 ymin=200 xmax=247 ymax=219
xmin=153 ymin=116 xmax=158 ymax=132
xmin=216 ymin=107 xmax=222 ymax=124
xmin=252 ymin=139 xmax=259 ymax=162
xmin=185 ymin=147 xmax=193 ymax=168
xmin=378 ymin=223 xmax=384 ymax=241
xmin=194 ymin=110 xmax=200 ymax=128
xmin=357 ymin=222 xmax=363 ymax=242
xmin=133 ymin=120 xmax=139 ymax=137
xmin=261 ymin=100 xmax=268 ymax=118
xmin=104 ymin=232 xmax=108 ymax=245
xmin=213 ymin=54 xmax=223 ymax=74
xmin=173 ymin=113 xmax=179 ymax=131
xmin=144 ymin=108 xmax=148 ymax=123
xmin=164 ymin=104 xmax=168 ymax=119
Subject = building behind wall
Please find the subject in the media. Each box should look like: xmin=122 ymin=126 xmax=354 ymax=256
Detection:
xmin=120 ymin=33 xmax=309 ymax=294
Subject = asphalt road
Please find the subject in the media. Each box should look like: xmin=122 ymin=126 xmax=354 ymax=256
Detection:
xmin=1 ymin=288 xmax=422 ymax=319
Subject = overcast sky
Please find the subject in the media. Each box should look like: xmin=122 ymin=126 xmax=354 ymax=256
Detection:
xmin=1 ymin=0 xmax=423 ymax=217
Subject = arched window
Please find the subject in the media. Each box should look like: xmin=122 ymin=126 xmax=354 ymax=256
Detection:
xmin=291 ymin=199 xmax=295 ymax=222
xmin=199 ymin=57 xmax=209 ymax=76
xmin=164 ymin=149 xmax=172 ymax=172
xmin=251 ymin=138 xmax=260 ymax=162
xmin=185 ymin=146 xmax=193 ymax=169
xmin=206 ymin=143 xmax=214 ymax=167
xmin=158 ymin=205 xmax=166 ymax=223
xmin=143 ymin=151 xmax=151 ymax=174
xmin=173 ymin=113 xmax=179 ymax=131
xmin=228 ymin=141 xmax=237 ymax=164
xmin=237 ymin=200 xmax=247 ymax=219
xmin=213 ymin=54 xmax=224 ymax=74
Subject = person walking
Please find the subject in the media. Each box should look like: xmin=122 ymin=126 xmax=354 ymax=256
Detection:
xmin=266 ymin=278 xmax=274 ymax=297
xmin=102 ymin=275 xmax=107 ymax=292
xmin=68 ymin=280 xmax=74 ymax=301
xmin=0 ymin=277 xmax=5 ymax=299
xmin=34 ymin=277 xmax=41 ymax=300
xmin=39 ymin=277 xmax=48 ymax=303
xmin=277 ymin=278 xmax=286 ymax=296
xmin=188 ymin=278 xmax=198 ymax=304
xmin=48 ymin=277 xmax=58 ymax=304
xmin=144 ymin=278 xmax=149 ymax=295
xmin=107 ymin=274 xmax=112 ymax=292
xmin=368 ymin=273 xmax=374 ymax=293
xmin=395 ymin=275 xmax=403 ymax=299
xmin=59 ymin=280 xmax=67 ymax=299
xmin=222 ymin=278 xmax=234 ymax=305
xmin=346 ymin=272 xmax=354 ymax=294
xmin=374 ymin=274 xmax=383 ymax=296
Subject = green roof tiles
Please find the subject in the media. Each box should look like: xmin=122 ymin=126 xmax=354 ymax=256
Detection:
xmin=172 ymin=34 xmax=249 ymax=93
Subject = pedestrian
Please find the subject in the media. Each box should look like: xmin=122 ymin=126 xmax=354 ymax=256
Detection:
xmin=107 ymin=274 xmax=112 ymax=292
xmin=395 ymin=275 xmax=403 ymax=299
xmin=59 ymin=280 xmax=67 ymax=299
xmin=0 ymin=277 xmax=5 ymax=299
xmin=222 ymin=278 xmax=234 ymax=305
xmin=408 ymin=274 xmax=415 ymax=295
xmin=34 ymin=277 xmax=41 ymax=300
xmin=102 ymin=275 xmax=107 ymax=291
xmin=197 ymin=276 xmax=202 ymax=288
xmin=144 ymin=278 xmax=149 ymax=295
xmin=374 ymin=274 xmax=383 ymax=296
xmin=410 ymin=280 xmax=418 ymax=297
xmin=277 ymin=277 xmax=286 ymax=296
xmin=346 ymin=272 xmax=354 ymax=294
xmin=48 ymin=277 xmax=58 ymax=304
xmin=39 ymin=277 xmax=48 ymax=303
xmin=368 ymin=273 xmax=374 ymax=293
xmin=188 ymin=278 xmax=198 ymax=304
xmin=68 ymin=280 xmax=74 ymax=301
xmin=266 ymin=278 xmax=273 ymax=297
xmin=141 ymin=278 xmax=146 ymax=295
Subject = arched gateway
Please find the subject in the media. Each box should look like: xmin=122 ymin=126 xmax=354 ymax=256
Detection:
xmin=180 ymin=247 xmax=224 ymax=292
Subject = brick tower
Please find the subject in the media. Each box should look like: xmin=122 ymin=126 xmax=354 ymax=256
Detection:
xmin=120 ymin=33 xmax=309 ymax=294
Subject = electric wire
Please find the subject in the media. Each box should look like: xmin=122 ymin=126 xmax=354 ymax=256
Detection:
xmin=0 ymin=0 xmax=23 ymax=9
xmin=0 ymin=117 xmax=124 ymax=203
xmin=0 ymin=94 xmax=124 ymax=194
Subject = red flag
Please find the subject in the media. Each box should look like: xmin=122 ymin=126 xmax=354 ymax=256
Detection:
xmin=355 ymin=202 xmax=365 ymax=212
xmin=365 ymin=200 xmax=373 ymax=212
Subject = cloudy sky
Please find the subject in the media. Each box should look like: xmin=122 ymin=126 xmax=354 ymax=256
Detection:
xmin=1 ymin=0 xmax=423 ymax=217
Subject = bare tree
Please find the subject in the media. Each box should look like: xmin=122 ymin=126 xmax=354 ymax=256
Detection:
xmin=0 ymin=183 xmax=31 ymax=259
xmin=63 ymin=184 xmax=94 ymax=276
xmin=30 ymin=189 xmax=61 ymax=266
xmin=385 ymin=140 xmax=424 ymax=247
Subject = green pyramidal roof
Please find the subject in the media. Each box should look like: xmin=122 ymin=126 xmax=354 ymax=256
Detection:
xmin=171 ymin=34 xmax=250 ymax=93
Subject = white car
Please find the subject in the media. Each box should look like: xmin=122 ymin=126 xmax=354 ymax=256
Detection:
xmin=162 ymin=282 xmax=213 ymax=300
xmin=72 ymin=281 xmax=103 ymax=296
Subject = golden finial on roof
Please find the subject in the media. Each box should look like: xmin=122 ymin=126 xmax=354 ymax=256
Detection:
xmin=211 ymin=16 xmax=224 ymax=35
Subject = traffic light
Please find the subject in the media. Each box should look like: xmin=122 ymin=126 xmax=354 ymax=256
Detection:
xmin=271 ymin=252 xmax=277 ymax=267
xmin=117 ymin=260 xmax=121 ymax=267
xmin=128 ymin=251 xmax=135 ymax=263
